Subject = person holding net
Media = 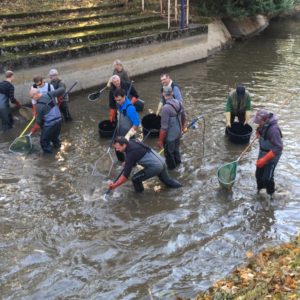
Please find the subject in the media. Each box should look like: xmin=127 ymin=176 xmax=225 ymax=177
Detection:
xmin=108 ymin=136 xmax=182 ymax=193
xmin=29 ymin=86 xmax=65 ymax=154
xmin=254 ymin=109 xmax=283 ymax=200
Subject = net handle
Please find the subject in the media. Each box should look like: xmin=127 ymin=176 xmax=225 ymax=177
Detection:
xmin=236 ymin=136 xmax=258 ymax=162
xmin=19 ymin=117 xmax=35 ymax=138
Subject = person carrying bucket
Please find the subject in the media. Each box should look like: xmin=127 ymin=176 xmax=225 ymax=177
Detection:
xmin=107 ymin=75 xmax=139 ymax=123
xmin=156 ymin=73 xmax=183 ymax=115
xmin=114 ymin=88 xmax=140 ymax=161
xmin=157 ymin=85 xmax=186 ymax=170
xmin=254 ymin=109 xmax=283 ymax=200
xmin=225 ymin=85 xmax=252 ymax=128
xmin=108 ymin=136 xmax=182 ymax=193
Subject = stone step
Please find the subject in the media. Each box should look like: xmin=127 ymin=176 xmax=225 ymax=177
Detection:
xmin=0 ymin=1 xmax=124 ymax=19
xmin=0 ymin=25 xmax=207 ymax=73
xmin=1 ymin=20 xmax=168 ymax=53
xmin=2 ymin=10 xmax=140 ymax=30
xmin=0 ymin=15 xmax=162 ymax=42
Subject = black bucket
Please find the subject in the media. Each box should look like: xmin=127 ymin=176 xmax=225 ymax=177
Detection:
xmin=98 ymin=120 xmax=116 ymax=138
xmin=141 ymin=113 xmax=161 ymax=137
xmin=226 ymin=122 xmax=252 ymax=144
xmin=134 ymin=98 xmax=145 ymax=112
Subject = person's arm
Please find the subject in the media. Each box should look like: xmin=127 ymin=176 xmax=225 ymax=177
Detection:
xmin=129 ymin=85 xmax=139 ymax=99
xmin=181 ymin=105 xmax=187 ymax=130
xmin=173 ymin=86 xmax=183 ymax=102
xmin=49 ymin=87 xmax=65 ymax=98
xmin=125 ymin=106 xmax=140 ymax=140
xmin=8 ymin=83 xmax=17 ymax=104
xmin=269 ymin=128 xmax=283 ymax=155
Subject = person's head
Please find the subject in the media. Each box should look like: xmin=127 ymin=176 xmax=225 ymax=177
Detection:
xmin=33 ymin=75 xmax=45 ymax=88
xmin=113 ymin=59 xmax=124 ymax=72
xmin=111 ymin=74 xmax=121 ymax=87
xmin=29 ymin=87 xmax=41 ymax=101
xmin=114 ymin=88 xmax=126 ymax=105
xmin=48 ymin=68 xmax=59 ymax=81
xmin=113 ymin=136 xmax=129 ymax=152
xmin=5 ymin=70 xmax=14 ymax=81
xmin=162 ymin=85 xmax=173 ymax=99
xmin=253 ymin=109 xmax=270 ymax=125
xmin=160 ymin=73 xmax=171 ymax=86
xmin=236 ymin=85 xmax=246 ymax=99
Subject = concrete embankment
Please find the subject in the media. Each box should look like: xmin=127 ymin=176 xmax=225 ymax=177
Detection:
xmin=12 ymin=16 xmax=269 ymax=104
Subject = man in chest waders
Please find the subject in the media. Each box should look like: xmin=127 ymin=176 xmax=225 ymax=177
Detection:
xmin=108 ymin=137 xmax=182 ymax=192
xmin=114 ymin=88 xmax=140 ymax=162
xmin=225 ymin=85 xmax=252 ymax=128
xmin=157 ymin=85 xmax=186 ymax=170
xmin=29 ymin=87 xmax=65 ymax=154
xmin=254 ymin=109 xmax=283 ymax=200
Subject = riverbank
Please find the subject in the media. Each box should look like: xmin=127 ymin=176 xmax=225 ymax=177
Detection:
xmin=11 ymin=14 xmax=271 ymax=104
xmin=190 ymin=234 xmax=300 ymax=299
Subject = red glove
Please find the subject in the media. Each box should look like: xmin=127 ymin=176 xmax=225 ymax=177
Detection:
xmin=30 ymin=123 xmax=40 ymax=135
xmin=57 ymin=96 xmax=63 ymax=107
xmin=157 ymin=129 xmax=167 ymax=149
xmin=256 ymin=129 xmax=261 ymax=138
xmin=108 ymin=175 xmax=127 ymax=190
xmin=14 ymin=100 xmax=22 ymax=109
xmin=131 ymin=97 xmax=137 ymax=104
xmin=109 ymin=108 xmax=117 ymax=123
xmin=256 ymin=150 xmax=276 ymax=168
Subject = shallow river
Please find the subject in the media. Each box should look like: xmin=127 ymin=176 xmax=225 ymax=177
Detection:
xmin=1 ymin=17 xmax=300 ymax=300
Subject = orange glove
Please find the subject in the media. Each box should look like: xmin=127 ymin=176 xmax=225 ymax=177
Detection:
xmin=256 ymin=150 xmax=276 ymax=168
xmin=30 ymin=123 xmax=40 ymax=135
xmin=157 ymin=129 xmax=167 ymax=149
xmin=130 ymin=97 xmax=137 ymax=104
xmin=109 ymin=108 xmax=117 ymax=123
xmin=108 ymin=175 xmax=127 ymax=190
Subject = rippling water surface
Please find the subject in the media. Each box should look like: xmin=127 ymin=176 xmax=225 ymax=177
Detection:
xmin=1 ymin=17 xmax=300 ymax=300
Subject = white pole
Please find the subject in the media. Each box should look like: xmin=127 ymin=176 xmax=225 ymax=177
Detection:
xmin=142 ymin=0 xmax=144 ymax=11
xmin=175 ymin=0 xmax=178 ymax=22
xmin=168 ymin=0 xmax=171 ymax=29
xmin=187 ymin=0 xmax=189 ymax=26
xmin=160 ymin=0 xmax=163 ymax=15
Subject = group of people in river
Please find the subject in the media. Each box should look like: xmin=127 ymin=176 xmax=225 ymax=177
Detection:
xmin=0 ymin=59 xmax=283 ymax=200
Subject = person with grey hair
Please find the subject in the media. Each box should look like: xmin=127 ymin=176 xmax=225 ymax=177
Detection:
xmin=108 ymin=74 xmax=139 ymax=122
xmin=112 ymin=59 xmax=130 ymax=83
xmin=48 ymin=68 xmax=72 ymax=122
xmin=157 ymin=85 xmax=186 ymax=170
xmin=108 ymin=136 xmax=182 ymax=193
xmin=0 ymin=70 xmax=21 ymax=131
xmin=29 ymin=86 xmax=65 ymax=153
xmin=156 ymin=73 xmax=183 ymax=115
xmin=254 ymin=109 xmax=283 ymax=199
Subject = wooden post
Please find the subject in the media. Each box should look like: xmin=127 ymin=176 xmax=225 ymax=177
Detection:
xmin=168 ymin=0 xmax=171 ymax=29
xmin=187 ymin=0 xmax=189 ymax=26
xmin=175 ymin=0 xmax=178 ymax=22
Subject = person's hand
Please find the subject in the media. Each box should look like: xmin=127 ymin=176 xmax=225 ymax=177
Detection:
xmin=30 ymin=123 xmax=40 ymax=135
xmin=107 ymin=78 xmax=112 ymax=88
xmin=182 ymin=127 xmax=188 ymax=134
xmin=130 ymin=97 xmax=137 ymax=104
xmin=157 ymin=130 xmax=167 ymax=149
xmin=108 ymin=182 xmax=117 ymax=190
xmin=226 ymin=120 xmax=231 ymax=128
xmin=108 ymin=175 xmax=127 ymax=190
xmin=14 ymin=100 xmax=22 ymax=109
xmin=255 ymin=129 xmax=260 ymax=138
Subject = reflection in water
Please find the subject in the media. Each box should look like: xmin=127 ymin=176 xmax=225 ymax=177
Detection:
xmin=1 ymin=17 xmax=300 ymax=299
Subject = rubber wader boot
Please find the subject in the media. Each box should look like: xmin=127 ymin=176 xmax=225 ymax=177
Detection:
xmin=158 ymin=168 xmax=182 ymax=188
xmin=132 ymin=172 xmax=145 ymax=192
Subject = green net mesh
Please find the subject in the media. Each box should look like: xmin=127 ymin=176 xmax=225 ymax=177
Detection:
xmin=217 ymin=161 xmax=238 ymax=190
xmin=9 ymin=135 xmax=32 ymax=154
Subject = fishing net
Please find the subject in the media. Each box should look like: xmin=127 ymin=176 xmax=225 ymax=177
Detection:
xmin=217 ymin=161 xmax=237 ymax=190
xmin=9 ymin=135 xmax=32 ymax=154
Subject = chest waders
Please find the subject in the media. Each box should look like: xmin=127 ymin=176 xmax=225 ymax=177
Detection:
xmin=256 ymin=123 xmax=282 ymax=196
xmin=131 ymin=142 xmax=182 ymax=192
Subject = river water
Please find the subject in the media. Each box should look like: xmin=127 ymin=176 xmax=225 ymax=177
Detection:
xmin=1 ymin=17 xmax=300 ymax=300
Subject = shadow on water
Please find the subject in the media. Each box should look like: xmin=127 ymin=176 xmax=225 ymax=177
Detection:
xmin=1 ymin=18 xmax=300 ymax=299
